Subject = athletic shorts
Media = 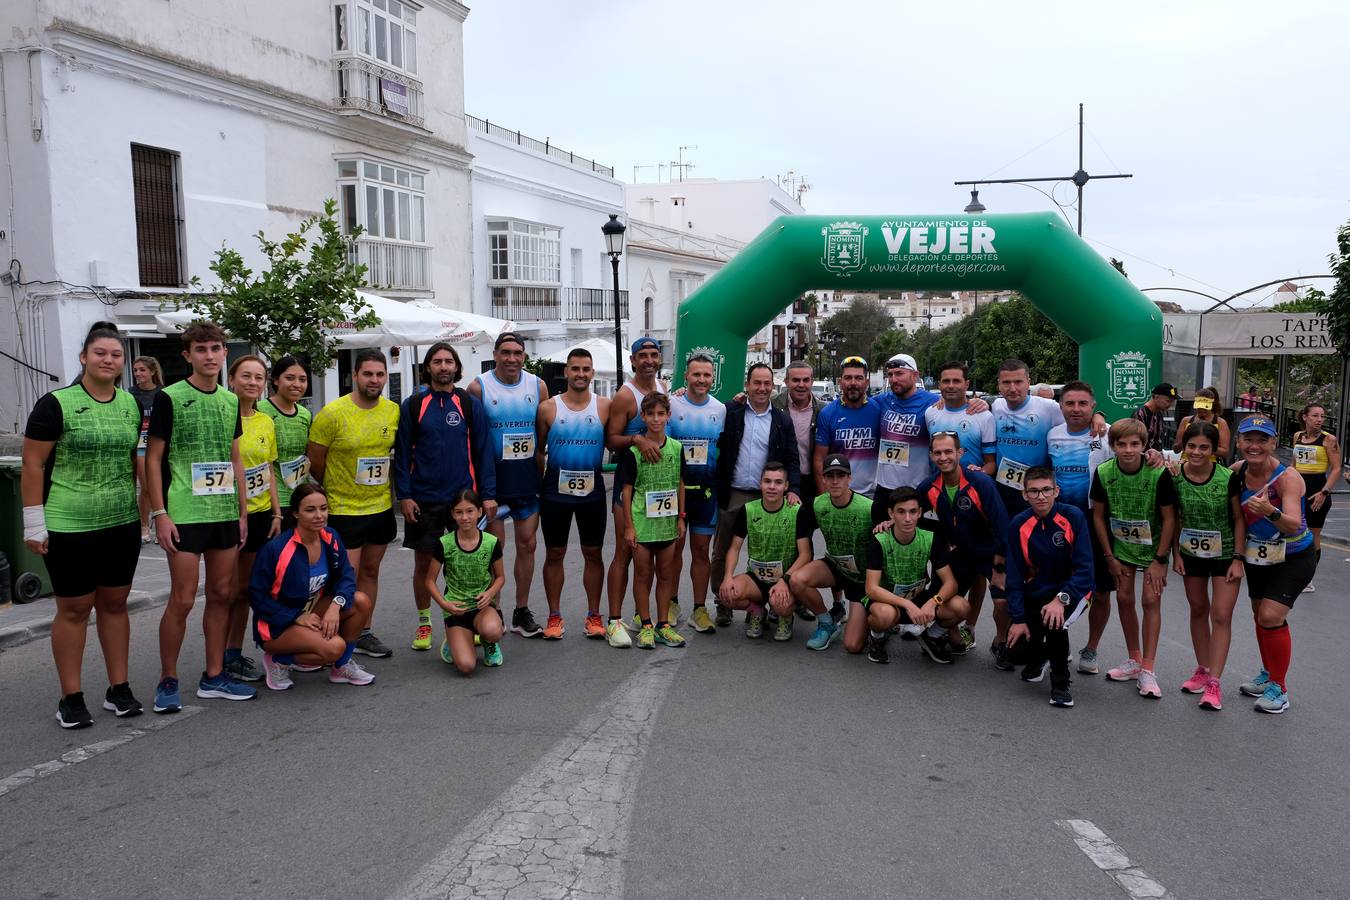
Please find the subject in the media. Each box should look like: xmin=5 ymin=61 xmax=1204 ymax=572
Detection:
xmin=46 ymin=522 xmax=140 ymax=597
xmin=684 ymin=485 xmax=718 ymax=535
xmin=242 ymin=509 xmax=278 ymax=554
xmin=540 ymin=496 xmax=607 ymax=549
xmin=1180 ymin=554 xmax=1232 ymax=579
xmin=821 ymin=559 xmax=867 ymax=602
xmin=403 ymin=503 xmax=454 ymax=553
xmin=172 ymin=520 xmax=241 ymax=555
xmin=329 ymin=508 xmax=396 ymax=549
xmin=867 ymin=585 xmax=939 ymax=618
xmin=1089 ymin=526 xmax=1116 ymax=594
xmin=1245 ymin=545 xmax=1316 ymax=607
xmin=494 ymin=495 xmax=540 ymax=523
xmin=443 ymin=607 xmax=482 ymax=631
xmin=636 ymin=539 xmax=674 ymax=554
xmin=951 ymin=556 xmax=993 ymax=595
xmin=1305 ymin=491 xmax=1332 ymax=529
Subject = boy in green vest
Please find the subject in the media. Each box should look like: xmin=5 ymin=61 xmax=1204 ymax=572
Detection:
xmin=1090 ymin=417 xmax=1178 ymax=698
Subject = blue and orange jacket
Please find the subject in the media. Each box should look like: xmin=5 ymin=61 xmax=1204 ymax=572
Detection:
xmin=922 ymin=468 xmax=1009 ymax=561
xmin=248 ymin=526 xmax=357 ymax=633
xmin=1005 ymin=502 xmax=1094 ymax=624
xmin=392 ymin=387 xmax=496 ymax=504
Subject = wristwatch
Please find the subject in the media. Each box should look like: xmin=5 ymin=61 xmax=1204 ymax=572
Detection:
xmin=1266 ymin=510 xmax=1281 ymax=523
xmin=1055 ymin=591 xmax=1070 ymax=606
xmin=1153 ymin=553 xmax=1168 ymax=565
xmin=332 ymin=595 xmax=348 ymax=609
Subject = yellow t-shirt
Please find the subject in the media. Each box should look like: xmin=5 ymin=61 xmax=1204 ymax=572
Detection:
xmin=309 ymin=394 xmax=400 ymax=516
xmin=239 ymin=411 xmax=278 ymax=514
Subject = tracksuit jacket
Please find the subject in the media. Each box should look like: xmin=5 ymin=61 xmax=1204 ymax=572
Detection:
xmin=392 ymin=387 xmax=496 ymax=504
xmin=922 ymin=468 xmax=1009 ymax=562
xmin=1005 ymin=502 xmax=1095 ymax=625
xmin=248 ymin=527 xmax=357 ymax=635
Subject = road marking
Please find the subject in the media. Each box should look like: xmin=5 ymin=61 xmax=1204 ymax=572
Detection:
xmin=0 ymin=706 xmax=203 ymax=800
xmin=393 ymin=656 xmax=684 ymax=900
xmin=1056 ymin=819 xmax=1176 ymax=900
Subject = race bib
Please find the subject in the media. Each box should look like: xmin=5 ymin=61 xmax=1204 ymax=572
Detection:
xmin=355 ymin=456 xmax=389 ymax=486
xmin=827 ymin=553 xmax=859 ymax=576
xmin=682 ymin=439 xmax=709 ymax=466
xmin=880 ymin=440 xmax=910 ymax=466
xmin=559 ymin=469 xmax=595 ymax=497
xmin=191 ymin=461 xmax=234 ymax=496
xmin=1244 ymin=536 xmax=1286 ymax=566
xmin=645 ymin=489 xmax=677 ymax=518
xmin=1179 ymin=527 xmax=1222 ymax=558
xmin=138 ymin=426 xmax=149 ymax=450
xmin=502 ymin=432 xmax=534 ymax=461
xmin=749 ymin=559 xmax=783 ymax=582
xmin=280 ymin=455 xmax=310 ymax=490
xmin=1294 ymin=445 xmax=1319 ymax=467
xmin=1110 ymin=517 xmax=1153 ymax=546
xmin=996 ymin=457 xmax=1030 ymax=489
xmin=893 ymin=580 xmax=922 ymax=599
xmin=244 ymin=462 xmax=271 ymax=499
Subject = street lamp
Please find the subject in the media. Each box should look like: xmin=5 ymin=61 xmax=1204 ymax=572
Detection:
xmin=964 ymin=189 xmax=986 ymax=214
xmin=602 ymin=213 xmax=627 ymax=394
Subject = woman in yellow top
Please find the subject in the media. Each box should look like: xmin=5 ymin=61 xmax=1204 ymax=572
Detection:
xmin=1292 ymin=402 xmax=1341 ymax=592
xmin=1173 ymin=387 xmax=1231 ymax=464
xmin=225 ymin=355 xmax=281 ymax=682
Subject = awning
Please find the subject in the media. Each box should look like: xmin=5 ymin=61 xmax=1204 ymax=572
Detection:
xmin=539 ymin=337 xmax=621 ymax=378
xmin=152 ymin=292 xmax=515 ymax=348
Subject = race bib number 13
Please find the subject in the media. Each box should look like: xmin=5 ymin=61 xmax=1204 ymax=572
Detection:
xmin=355 ymin=456 xmax=389 ymax=486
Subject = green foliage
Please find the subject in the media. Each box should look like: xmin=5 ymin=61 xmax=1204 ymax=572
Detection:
xmin=972 ymin=295 xmax=1078 ymax=386
xmin=819 ymin=298 xmax=894 ymax=362
xmin=183 ymin=199 xmax=377 ymax=372
xmin=1110 ymin=257 xmax=1129 ymax=278
xmin=1321 ymin=221 xmax=1350 ymax=364
xmin=869 ymin=328 xmax=915 ymax=369
xmin=1271 ymin=287 xmax=1327 ymax=314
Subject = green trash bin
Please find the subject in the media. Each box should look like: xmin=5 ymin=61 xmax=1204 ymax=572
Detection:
xmin=0 ymin=456 xmax=51 ymax=602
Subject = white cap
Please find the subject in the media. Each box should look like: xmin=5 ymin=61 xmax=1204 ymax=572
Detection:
xmin=885 ymin=353 xmax=918 ymax=372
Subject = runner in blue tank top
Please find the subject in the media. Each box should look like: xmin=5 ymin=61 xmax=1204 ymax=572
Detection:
xmin=990 ymin=359 xmax=1064 ymax=516
xmin=923 ymin=361 xmax=996 ymax=475
xmin=468 ymin=332 xmax=550 ymax=639
xmin=814 ymin=356 xmax=881 ymax=497
xmin=668 ymin=354 xmax=726 ymax=632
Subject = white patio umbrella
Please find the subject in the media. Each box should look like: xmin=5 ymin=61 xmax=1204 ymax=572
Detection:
xmin=539 ymin=337 xmax=620 ymax=380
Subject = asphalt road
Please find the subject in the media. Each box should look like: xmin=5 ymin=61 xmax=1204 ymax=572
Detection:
xmin=1 ymin=523 xmax=1347 ymax=900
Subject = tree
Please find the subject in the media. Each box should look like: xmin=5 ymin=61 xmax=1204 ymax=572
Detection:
xmin=1110 ymin=257 xmax=1129 ymax=279
xmin=1271 ymin=286 xmax=1327 ymax=314
xmin=869 ymin=327 xmax=915 ymax=370
xmin=819 ymin=298 xmax=894 ymax=362
xmin=183 ymin=199 xmax=378 ymax=370
xmin=973 ymin=295 xmax=1078 ymax=386
xmin=1328 ymin=221 xmax=1350 ymax=363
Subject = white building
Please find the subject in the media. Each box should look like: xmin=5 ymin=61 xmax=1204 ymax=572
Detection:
xmin=626 ymin=177 xmax=803 ymax=244
xmin=0 ymin=0 xmax=474 ymax=428
xmin=466 ymin=115 xmax=629 ymax=394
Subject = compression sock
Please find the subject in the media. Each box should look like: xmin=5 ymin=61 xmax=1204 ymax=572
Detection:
xmin=870 ymin=630 xmax=886 ymax=641
xmin=1260 ymin=623 xmax=1291 ymax=690
xmin=640 ymin=618 xmax=653 ymax=627
xmin=335 ymin=642 xmax=356 ymax=668
xmin=418 ymin=608 xmax=432 ymax=627
xmin=831 ymin=602 xmax=845 ymax=620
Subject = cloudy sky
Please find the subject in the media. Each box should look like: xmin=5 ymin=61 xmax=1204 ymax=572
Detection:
xmin=463 ymin=1 xmax=1348 ymax=310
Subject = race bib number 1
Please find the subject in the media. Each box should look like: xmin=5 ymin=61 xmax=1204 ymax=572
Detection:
xmin=645 ymin=489 xmax=677 ymax=518
xmin=559 ymin=469 xmax=595 ymax=497
xmin=502 ymin=432 xmax=534 ymax=461
xmin=191 ymin=461 xmax=234 ymax=497
xmin=1179 ymin=527 xmax=1221 ymax=558
xmin=244 ymin=463 xmax=271 ymax=499
xmin=682 ymin=439 xmax=709 ymax=466
xmin=355 ymin=456 xmax=389 ymax=486
xmin=1110 ymin=517 xmax=1153 ymax=546
xmin=996 ymin=457 xmax=1030 ymax=488
xmin=880 ymin=439 xmax=910 ymax=466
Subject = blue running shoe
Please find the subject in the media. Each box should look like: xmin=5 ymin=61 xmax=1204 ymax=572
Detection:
xmin=806 ymin=620 xmax=838 ymax=651
xmin=1254 ymin=682 xmax=1289 ymax=714
xmin=1239 ymin=669 xmax=1270 ymax=697
xmin=196 ymin=671 xmax=257 ymax=702
xmin=483 ymin=642 xmax=503 ymax=667
xmin=153 ymin=677 xmax=181 ymax=714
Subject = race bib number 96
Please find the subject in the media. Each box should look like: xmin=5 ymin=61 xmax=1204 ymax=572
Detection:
xmin=1179 ymin=527 xmax=1221 ymax=558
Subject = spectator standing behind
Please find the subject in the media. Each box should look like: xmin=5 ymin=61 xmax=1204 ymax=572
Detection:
xmin=1173 ymin=388 xmax=1231 ymax=464
xmin=773 ymin=360 xmax=823 ymax=501
xmin=1133 ymin=382 xmax=1177 ymax=453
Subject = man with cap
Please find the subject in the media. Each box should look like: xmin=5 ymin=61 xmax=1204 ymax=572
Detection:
xmin=872 ymin=353 xmax=942 ymax=525
xmin=1133 ymin=383 xmax=1177 ymax=454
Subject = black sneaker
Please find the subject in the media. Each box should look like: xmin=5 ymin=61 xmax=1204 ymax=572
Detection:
xmin=511 ymin=607 xmax=544 ymax=638
xmin=1021 ymin=660 xmax=1050 ymax=683
xmin=103 ymin=683 xmax=143 ymax=718
xmin=1050 ymin=680 xmax=1074 ymax=708
xmin=714 ymin=604 xmax=734 ymax=628
xmin=57 ymin=692 xmax=94 ymax=729
xmin=867 ymin=635 xmax=890 ymax=664
xmin=355 ymin=632 xmax=394 ymax=658
xmin=796 ymin=602 xmax=816 ymax=622
xmin=918 ymin=631 xmax=954 ymax=664
xmin=991 ymin=642 xmax=1014 ymax=671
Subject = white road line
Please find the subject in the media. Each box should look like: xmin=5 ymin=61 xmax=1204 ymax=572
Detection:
xmin=393 ymin=656 xmax=684 ymax=900
xmin=1056 ymin=819 xmax=1177 ymax=900
xmin=0 ymin=706 xmax=204 ymax=800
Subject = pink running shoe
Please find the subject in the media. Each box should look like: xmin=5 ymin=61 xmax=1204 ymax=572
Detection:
xmin=1181 ymin=665 xmax=1210 ymax=694
xmin=1106 ymin=658 xmax=1141 ymax=682
xmin=1137 ymin=669 xmax=1162 ymax=699
xmin=1199 ymin=678 xmax=1223 ymax=711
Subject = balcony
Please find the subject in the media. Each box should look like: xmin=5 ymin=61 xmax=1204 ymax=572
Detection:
xmin=491 ymin=286 xmax=629 ymax=323
xmin=349 ymin=236 xmax=432 ymax=293
xmin=333 ymin=56 xmax=425 ymax=129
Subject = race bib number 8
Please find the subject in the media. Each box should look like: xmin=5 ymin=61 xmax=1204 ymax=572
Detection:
xmin=244 ymin=463 xmax=271 ymax=499
xmin=880 ymin=440 xmax=910 ymax=466
xmin=1244 ymin=536 xmax=1285 ymax=566
xmin=191 ymin=461 xmax=234 ymax=496
xmin=355 ymin=456 xmax=389 ymax=486
xmin=749 ymin=559 xmax=783 ymax=582
xmin=559 ymin=469 xmax=595 ymax=498
xmin=682 ymin=439 xmax=709 ymax=466
xmin=996 ymin=457 xmax=1030 ymax=488
xmin=280 ymin=454 xmax=311 ymax=490
xmin=1110 ymin=517 xmax=1153 ymax=546
xmin=1180 ymin=527 xmax=1222 ymax=558
xmin=502 ymin=433 xmax=534 ymax=461
xmin=645 ymin=489 xmax=677 ymax=518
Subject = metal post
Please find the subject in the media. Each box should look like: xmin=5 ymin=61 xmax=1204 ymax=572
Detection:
xmin=612 ymin=255 xmax=623 ymax=394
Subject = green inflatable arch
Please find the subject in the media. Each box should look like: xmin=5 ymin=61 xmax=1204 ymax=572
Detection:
xmin=672 ymin=212 xmax=1161 ymax=421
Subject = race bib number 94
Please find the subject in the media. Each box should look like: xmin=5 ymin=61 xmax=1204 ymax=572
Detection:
xmin=1110 ymin=517 xmax=1153 ymax=546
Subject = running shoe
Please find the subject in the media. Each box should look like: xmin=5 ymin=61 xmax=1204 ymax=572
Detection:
xmin=483 ymin=642 xmax=503 ymax=667
xmin=543 ymin=614 xmax=565 ymax=640
xmin=606 ymin=620 xmax=632 ymax=648
xmin=832 ymin=602 xmax=847 ymax=624
xmin=867 ymin=635 xmax=890 ymax=664
xmin=656 ymin=623 xmax=686 ymax=647
xmin=773 ymin=613 xmax=794 ymax=642
xmin=1049 ymin=680 xmax=1074 ymax=708
xmin=411 ymin=625 xmax=433 ymax=652
xmin=637 ymin=624 xmax=656 ymax=650
xmin=957 ymin=624 xmax=975 ymax=653
xmin=56 ymin=692 xmax=93 ymax=729
xmin=920 ymin=631 xmax=954 ymax=665
xmin=990 ymin=642 xmax=1014 ymax=671
xmin=1106 ymin=658 xmax=1142 ymax=682
xmin=103 ymin=682 xmax=143 ymax=718
xmin=745 ymin=613 xmax=764 ymax=640
xmin=512 ymin=607 xmax=544 ymax=638
xmin=668 ymin=601 xmax=683 ymax=627
xmin=1181 ymin=665 xmax=1210 ymax=694
xmin=439 ymin=639 xmax=453 ymax=665
xmin=1076 ymin=647 xmax=1100 ymax=675
xmin=1021 ymin=660 xmax=1049 ymax=683
xmin=1239 ymin=669 xmax=1270 ymax=697
xmin=357 ymin=632 xmax=394 ymax=658
xmin=1199 ymin=677 xmax=1223 ymax=711
xmin=197 ymin=671 xmax=257 ymax=701
xmin=1254 ymin=682 xmax=1289 ymax=714
xmin=1302 ymin=583 xmax=1316 ymax=593
xmin=225 ymin=654 xmax=263 ymax=683
xmin=1137 ymin=669 xmax=1162 ymax=699
xmin=690 ymin=605 xmax=716 ymax=634
xmin=153 ymin=677 xmax=181 ymax=714
xmin=329 ymin=659 xmax=376 ymax=685
xmin=796 ymin=602 xmax=817 ymax=622
xmin=292 ymin=662 xmax=323 ymax=673
xmin=583 ymin=614 xmax=607 ymax=639
xmin=262 ymin=653 xmax=294 ymax=691
xmin=806 ymin=620 xmax=838 ymax=651
xmin=714 ymin=604 xmax=734 ymax=628
xmin=899 ymin=624 xmax=920 ymax=640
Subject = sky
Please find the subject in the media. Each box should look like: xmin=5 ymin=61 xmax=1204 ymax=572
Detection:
xmin=463 ymin=1 xmax=1349 ymax=311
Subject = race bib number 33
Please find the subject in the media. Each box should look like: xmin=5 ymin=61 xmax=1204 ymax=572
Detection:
xmin=244 ymin=463 xmax=271 ymax=499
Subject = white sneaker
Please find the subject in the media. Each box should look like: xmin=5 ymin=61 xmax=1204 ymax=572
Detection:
xmin=606 ymin=620 xmax=633 ymax=648
xmin=1137 ymin=669 xmax=1162 ymax=699
xmin=262 ymin=653 xmax=293 ymax=691
xmin=1106 ymin=658 xmax=1142 ymax=682
xmin=329 ymin=659 xmax=375 ymax=686
xmin=1302 ymin=583 xmax=1316 ymax=594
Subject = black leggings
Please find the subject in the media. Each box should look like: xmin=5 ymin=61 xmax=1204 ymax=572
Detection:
xmin=1023 ymin=596 xmax=1087 ymax=682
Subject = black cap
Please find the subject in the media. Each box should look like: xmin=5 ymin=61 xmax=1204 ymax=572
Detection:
xmin=1152 ymin=382 xmax=1177 ymax=398
xmin=822 ymin=453 xmax=851 ymax=474
xmin=494 ymin=331 xmax=525 ymax=350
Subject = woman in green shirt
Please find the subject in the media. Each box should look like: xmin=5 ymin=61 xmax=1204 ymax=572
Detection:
xmin=259 ymin=355 xmax=312 ymax=530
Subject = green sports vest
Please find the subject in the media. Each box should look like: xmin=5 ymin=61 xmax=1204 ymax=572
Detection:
xmin=1096 ymin=457 xmax=1164 ymax=568
xmin=44 ymin=385 xmax=141 ymax=532
xmin=1174 ymin=463 xmax=1235 ymax=558
xmin=628 ymin=438 xmax=683 ymax=543
xmin=743 ymin=499 xmax=800 ymax=582
xmin=873 ymin=528 xmax=934 ymax=595
xmin=259 ymin=398 xmax=312 ymax=508
xmin=439 ymin=531 xmax=498 ymax=609
xmin=162 ymin=380 xmax=241 ymax=525
xmin=812 ymin=491 xmax=873 ymax=583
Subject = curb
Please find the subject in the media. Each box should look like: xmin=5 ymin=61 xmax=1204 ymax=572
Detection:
xmin=1321 ymin=532 xmax=1350 ymax=552
xmin=0 ymin=588 xmax=169 ymax=651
